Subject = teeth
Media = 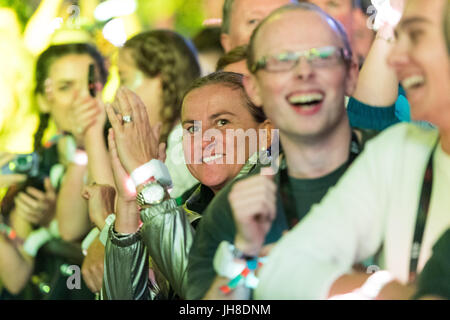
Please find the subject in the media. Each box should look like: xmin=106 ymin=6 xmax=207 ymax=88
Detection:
xmin=289 ymin=93 xmax=324 ymax=105
xmin=203 ymin=154 xmax=223 ymax=163
xmin=402 ymin=75 xmax=425 ymax=90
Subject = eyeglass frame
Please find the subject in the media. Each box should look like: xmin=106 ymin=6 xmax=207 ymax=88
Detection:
xmin=250 ymin=46 xmax=352 ymax=73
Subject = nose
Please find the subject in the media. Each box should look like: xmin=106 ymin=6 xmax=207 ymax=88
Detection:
xmin=293 ymin=57 xmax=315 ymax=80
xmin=202 ymin=134 xmax=216 ymax=150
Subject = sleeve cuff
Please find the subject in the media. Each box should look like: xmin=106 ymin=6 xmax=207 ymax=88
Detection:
xmin=109 ymin=224 xmax=142 ymax=247
xmin=348 ymin=97 xmax=399 ymax=131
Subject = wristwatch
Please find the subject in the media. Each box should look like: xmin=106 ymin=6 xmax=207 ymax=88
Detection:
xmin=136 ymin=180 xmax=167 ymax=206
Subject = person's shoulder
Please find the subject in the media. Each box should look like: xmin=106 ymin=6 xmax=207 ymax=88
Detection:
xmin=366 ymin=122 xmax=438 ymax=150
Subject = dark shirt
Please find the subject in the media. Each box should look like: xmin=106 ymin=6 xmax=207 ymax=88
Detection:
xmin=186 ymin=129 xmax=377 ymax=300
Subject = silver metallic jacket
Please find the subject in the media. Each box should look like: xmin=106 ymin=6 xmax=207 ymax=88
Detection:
xmin=102 ymin=155 xmax=259 ymax=300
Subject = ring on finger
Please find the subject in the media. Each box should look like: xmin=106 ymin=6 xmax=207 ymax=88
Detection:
xmin=122 ymin=115 xmax=132 ymax=124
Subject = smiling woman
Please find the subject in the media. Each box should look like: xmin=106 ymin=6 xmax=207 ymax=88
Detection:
xmin=103 ymin=71 xmax=273 ymax=300
xmin=181 ymin=72 xmax=270 ymax=194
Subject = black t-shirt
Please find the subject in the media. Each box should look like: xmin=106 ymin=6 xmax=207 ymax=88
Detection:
xmin=283 ymin=163 xmax=348 ymax=228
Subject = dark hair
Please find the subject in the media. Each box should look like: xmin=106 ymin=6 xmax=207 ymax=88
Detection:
xmin=123 ymin=30 xmax=201 ymax=142
xmin=247 ymin=2 xmax=353 ymax=74
xmin=193 ymin=27 xmax=224 ymax=54
xmin=216 ymin=45 xmax=248 ymax=71
xmin=34 ymin=43 xmax=108 ymax=153
xmin=35 ymin=43 xmax=107 ymax=95
xmin=221 ymin=0 xmax=236 ymax=34
xmin=182 ymin=71 xmax=266 ymax=123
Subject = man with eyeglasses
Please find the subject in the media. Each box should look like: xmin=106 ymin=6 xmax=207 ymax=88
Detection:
xmin=186 ymin=3 xmax=390 ymax=300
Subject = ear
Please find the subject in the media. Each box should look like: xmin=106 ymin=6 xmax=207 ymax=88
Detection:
xmin=37 ymin=93 xmax=52 ymax=113
xmin=259 ymin=119 xmax=274 ymax=150
xmin=220 ymin=33 xmax=232 ymax=53
xmin=344 ymin=59 xmax=359 ymax=97
xmin=243 ymin=74 xmax=263 ymax=107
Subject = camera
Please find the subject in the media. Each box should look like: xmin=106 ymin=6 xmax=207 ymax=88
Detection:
xmin=1 ymin=153 xmax=40 ymax=177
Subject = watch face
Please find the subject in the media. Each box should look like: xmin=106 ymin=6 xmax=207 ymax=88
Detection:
xmin=142 ymin=183 xmax=165 ymax=204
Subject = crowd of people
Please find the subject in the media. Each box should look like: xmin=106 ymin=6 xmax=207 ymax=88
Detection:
xmin=0 ymin=0 xmax=449 ymax=301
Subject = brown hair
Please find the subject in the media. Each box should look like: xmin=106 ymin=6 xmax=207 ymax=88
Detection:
xmin=124 ymin=30 xmax=201 ymax=142
xmin=216 ymin=45 xmax=248 ymax=71
xmin=183 ymin=71 xmax=266 ymax=123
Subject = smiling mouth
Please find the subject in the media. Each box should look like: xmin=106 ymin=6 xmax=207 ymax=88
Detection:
xmin=202 ymin=154 xmax=224 ymax=163
xmin=401 ymin=75 xmax=426 ymax=90
xmin=288 ymin=92 xmax=324 ymax=108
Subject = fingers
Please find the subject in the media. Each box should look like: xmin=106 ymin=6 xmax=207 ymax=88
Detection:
xmin=107 ymin=129 xmax=119 ymax=165
xmin=106 ymin=103 xmax=122 ymax=133
xmin=14 ymin=196 xmax=42 ymax=224
xmin=0 ymin=153 xmax=16 ymax=167
xmin=82 ymin=263 xmax=103 ymax=293
xmin=0 ymin=174 xmax=26 ymax=188
xmin=17 ymin=191 xmax=41 ymax=209
xmin=122 ymin=86 xmax=147 ymax=125
xmin=43 ymin=178 xmax=56 ymax=199
xmin=116 ymin=87 xmax=134 ymax=121
xmin=152 ymin=122 xmax=162 ymax=143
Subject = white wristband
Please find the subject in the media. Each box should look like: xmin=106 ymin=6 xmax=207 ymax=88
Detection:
xmin=99 ymin=214 xmax=116 ymax=246
xmin=23 ymin=228 xmax=53 ymax=257
xmin=359 ymin=270 xmax=394 ymax=299
xmin=81 ymin=227 xmax=100 ymax=256
xmin=130 ymin=159 xmax=172 ymax=188
xmin=213 ymin=241 xmax=247 ymax=279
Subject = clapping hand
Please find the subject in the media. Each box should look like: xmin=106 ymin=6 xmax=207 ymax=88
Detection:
xmin=105 ymin=87 xmax=166 ymax=175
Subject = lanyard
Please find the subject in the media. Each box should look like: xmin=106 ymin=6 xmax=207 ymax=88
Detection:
xmin=279 ymin=131 xmax=362 ymax=229
xmin=409 ymin=138 xmax=439 ymax=283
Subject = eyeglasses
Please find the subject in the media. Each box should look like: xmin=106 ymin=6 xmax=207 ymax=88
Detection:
xmin=251 ymin=46 xmax=351 ymax=73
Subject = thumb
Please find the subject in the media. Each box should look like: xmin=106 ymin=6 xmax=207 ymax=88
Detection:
xmin=81 ymin=185 xmax=92 ymax=200
xmin=44 ymin=177 xmax=55 ymax=195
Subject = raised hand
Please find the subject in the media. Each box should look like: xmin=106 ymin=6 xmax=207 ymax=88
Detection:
xmin=82 ymin=183 xmax=116 ymax=230
xmin=229 ymin=167 xmax=277 ymax=256
xmin=105 ymin=87 xmax=166 ymax=174
xmin=107 ymin=128 xmax=136 ymax=202
xmin=69 ymin=93 xmax=103 ymax=147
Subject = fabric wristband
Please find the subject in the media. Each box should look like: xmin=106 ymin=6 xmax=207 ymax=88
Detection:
xmin=130 ymin=159 xmax=172 ymax=188
xmin=214 ymin=241 xmax=248 ymax=279
xmin=213 ymin=241 xmax=266 ymax=293
xmin=99 ymin=214 xmax=116 ymax=246
xmin=359 ymin=270 xmax=394 ymax=299
xmin=23 ymin=228 xmax=53 ymax=257
xmin=81 ymin=227 xmax=100 ymax=256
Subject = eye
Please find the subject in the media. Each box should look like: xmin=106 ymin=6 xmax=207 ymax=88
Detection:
xmin=408 ymin=29 xmax=424 ymax=43
xmin=185 ymin=125 xmax=200 ymax=134
xmin=248 ymin=19 xmax=260 ymax=25
xmin=57 ymin=84 xmax=71 ymax=91
xmin=216 ymin=119 xmax=229 ymax=127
